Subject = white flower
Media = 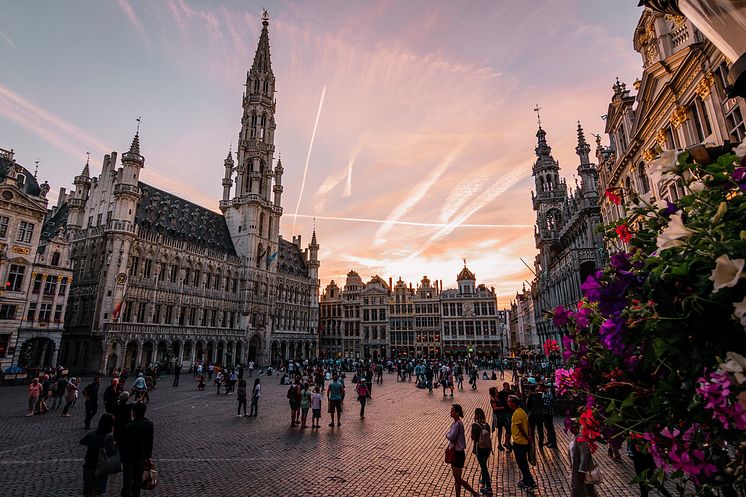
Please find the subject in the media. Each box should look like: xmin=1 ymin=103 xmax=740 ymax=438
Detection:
xmin=720 ymin=350 xmax=746 ymax=384
xmin=655 ymin=211 xmax=695 ymax=252
xmin=734 ymin=141 xmax=746 ymax=159
xmin=709 ymin=254 xmax=745 ymax=292
xmin=734 ymin=296 xmax=746 ymax=330
xmin=688 ymin=180 xmax=705 ymax=193
xmin=648 ymin=149 xmax=681 ymax=186
xmin=630 ymin=191 xmax=654 ymax=210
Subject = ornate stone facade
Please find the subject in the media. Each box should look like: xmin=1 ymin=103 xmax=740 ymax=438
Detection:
xmin=0 ymin=147 xmax=72 ymax=370
xmin=58 ymin=14 xmax=319 ymax=372
xmin=320 ymin=267 xmax=506 ymax=360
xmin=512 ymin=122 xmax=604 ymax=352
xmin=598 ymin=9 xmax=746 ymax=224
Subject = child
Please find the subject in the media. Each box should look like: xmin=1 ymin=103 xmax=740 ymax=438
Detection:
xmin=310 ymin=386 xmax=323 ymax=429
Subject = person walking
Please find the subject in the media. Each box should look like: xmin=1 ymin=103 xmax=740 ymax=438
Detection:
xmin=80 ymin=413 xmax=116 ymax=497
xmin=355 ymin=380 xmax=369 ymax=418
xmin=215 ymin=370 xmax=224 ymax=395
xmin=62 ymin=377 xmax=78 ymax=417
xmin=470 ymin=407 xmax=493 ymax=496
xmin=446 ymin=404 xmax=479 ymax=497
xmin=248 ymin=378 xmax=261 ymax=417
xmin=113 ymin=392 xmax=132 ymax=445
xmin=509 ymin=395 xmax=537 ymax=490
xmin=228 ymin=369 xmax=238 ymax=395
xmin=526 ymin=386 xmax=545 ymax=448
xmin=27 ymin=377 xmax=42 ymax=416
xmin=327 ymin=373 xmax=344 ymax=427
xmin=310 ymin=386 xmax=322 ymax=428
xmin=300 ymin=383 xmax=311 ymax=428
xmin=83 ymin=376 xmax=102 ymax=430
xmin=52 ymin=374 xmax=68 ymax=410
xmin=236 ymin=379 xmax=248 ymax=417
xmin=541 ymin=385 xmax=557 ymax=448
xmin=131 ymin=373 xmax=148 ymax=403
xmin=120 ymin=402 xmax=154 ymax=497
xmin=568 ymin=420 xmax=599 ymax=497
xmin=103 ymin=378 xmax=119 ymax=414
xmin=495 ymin=382 xmax=514 ymax=451
xmin=172 ymin=364 xmax=180 ymax=387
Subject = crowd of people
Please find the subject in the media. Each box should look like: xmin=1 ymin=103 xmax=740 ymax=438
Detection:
xmin=19 ymin=356 xmax=614 ymax=497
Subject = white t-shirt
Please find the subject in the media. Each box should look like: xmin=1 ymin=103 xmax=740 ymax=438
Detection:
xmin=310 ymin=392 xmax=322 ymax=410
xmin=252 ymin=384 xmax=261 ymax=398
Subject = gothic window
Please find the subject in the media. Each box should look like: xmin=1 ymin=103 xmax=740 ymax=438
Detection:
xmin=250 ymin=114 xmax=258 ymax=139
xmin=689 ymin=97 xmax=712 ymax=143
xmin=51 ymin=251 xmax=61 ymax=266
xmin=267 ymin=218 xmax=272 ymax=237
xmin=263 ymin=80 xmax=269 ymax=95
xmin=253 ymin=79 xmax=260 ymax=93
xmin=256 ymin=243 xmax=263 ymax=268
xmin=259 ymin=213 xmax=265 ymax=237
xmin=546 ymin=209 xmax=562 ymax=230
xmin=260 ymin=114 xmax=267 ymax=141
xmin=638 ymin=162 xmax=650 ymax=193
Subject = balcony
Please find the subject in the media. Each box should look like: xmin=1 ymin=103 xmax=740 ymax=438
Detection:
xmin=114 ymin=183 xmax=141 ymax=197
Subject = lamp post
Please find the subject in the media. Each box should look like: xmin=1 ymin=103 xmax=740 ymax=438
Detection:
xmin=640 ymin=0 xmax=746 ymax=97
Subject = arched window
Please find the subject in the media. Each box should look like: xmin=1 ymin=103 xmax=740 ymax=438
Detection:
xmin=16 ymin=174 xmax=25 ymax=187
xmin=250 ymin=113 xmax=258 ymax=139
xmin=638 ymin=162 xmax=650 ymax=193
xmin=259 ymin=213 xmax=265 ymax=237
xmin=51 ymin=252 xmax=61 ymax=266
xmin=256 ymin=243 xmax=263 ymax=268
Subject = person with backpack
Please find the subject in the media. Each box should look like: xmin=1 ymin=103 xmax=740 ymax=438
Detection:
xmin=355 ymin=380 xmax=369 ymax=418
xmin=287 ymin=377 xmax=302 ymax=426
xmin=470 ymin=407 xmax=493 ymax=495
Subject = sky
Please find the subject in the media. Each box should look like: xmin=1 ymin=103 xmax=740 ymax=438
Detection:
xmin=0 ymin=0 xmax=644 ymax=307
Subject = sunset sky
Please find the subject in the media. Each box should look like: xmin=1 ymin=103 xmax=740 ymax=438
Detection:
xmin=0 ymin=1 xmax=644 ymax=307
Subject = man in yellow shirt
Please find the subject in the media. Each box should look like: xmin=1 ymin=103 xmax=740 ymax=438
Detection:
xmin=509 ymin=395 xmax=537 ymax=490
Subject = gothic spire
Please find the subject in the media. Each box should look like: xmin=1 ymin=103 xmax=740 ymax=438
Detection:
xmin=575 ymin=121 xmax=591 ymax=165
xmin=129 ymin=132 xmax=140 ymax=156
xmin=535 ymin=125 xmax=552 ymax=159
xmin=251 ymin=10 xmax=273 ymax=75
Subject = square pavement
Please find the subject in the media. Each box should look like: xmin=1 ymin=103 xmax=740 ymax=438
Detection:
xmin=0 ymin=372 xmax=643 ymax=496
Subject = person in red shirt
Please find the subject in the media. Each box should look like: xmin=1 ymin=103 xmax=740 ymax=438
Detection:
xmin=27 ymin=378 xmax=42 ymax=416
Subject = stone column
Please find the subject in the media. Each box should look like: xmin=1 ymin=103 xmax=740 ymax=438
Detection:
xmin=136 ymin=346 xmax=143 ymax=370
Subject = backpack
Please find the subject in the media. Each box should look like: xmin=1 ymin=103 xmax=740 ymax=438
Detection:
xmin=478 ymin=423 xmax=492 ymax=449
xmin=287 ymin=384 xmax=299 ymax=400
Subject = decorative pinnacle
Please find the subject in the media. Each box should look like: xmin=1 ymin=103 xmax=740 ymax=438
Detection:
xmin=34 ymin=159 xmax=39 ymax=178
xmin=262 ymin=8 xmax=269 ymax=25
xmin=81 ymin=152 xmax=90 ymax=177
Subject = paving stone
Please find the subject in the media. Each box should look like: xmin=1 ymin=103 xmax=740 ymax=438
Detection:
xmin=0 ymin=372 xmax=643 ymax=496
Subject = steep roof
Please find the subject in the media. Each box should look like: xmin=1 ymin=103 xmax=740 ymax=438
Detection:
xmin=41 ymin=203 xmax=69 ymax=241
xmin=277 ymin=238 xmax=308 ymax=278
xmin=0 ymin=156 xmax=42 ymax=196
xmin=135 ymin=182 xmax=236 ymax=255
xmin=457 ymin=266 xmax=476 ymax=281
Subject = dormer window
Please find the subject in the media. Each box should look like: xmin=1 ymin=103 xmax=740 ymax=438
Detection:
xmin=15 ymin=174 xmax=25 ymax=188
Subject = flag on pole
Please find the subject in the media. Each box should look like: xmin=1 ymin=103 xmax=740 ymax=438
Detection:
xmin=266 ymin=250 xmax=279 ymax=265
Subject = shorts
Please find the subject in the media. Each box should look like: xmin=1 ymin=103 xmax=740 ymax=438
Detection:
xmin=452 ymin=449 xmax=466 ymax=469
xmin=289 ymin=400 xmax=300 ymax=410
xmin=495 ymin=414 xmax=511 ymax=429
xmin=312 ymin=408 xmax=321 ymax=418
xmin=328 ymin=399 xmax=343 ymax=414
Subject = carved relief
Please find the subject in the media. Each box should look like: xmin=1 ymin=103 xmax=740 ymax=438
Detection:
xmin=694 ymin=73 xmax=715 ymax=100
xmin=641 ymin=148 xmax=655 ymax=163
xmin=655 ymin=129 xmax=667 ymax=145
xmin=670 ymin=106 xmax=689 ymax=128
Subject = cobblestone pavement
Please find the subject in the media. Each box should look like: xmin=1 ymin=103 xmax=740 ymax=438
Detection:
xmin=0 ymin=372 xmax=644 ymax=497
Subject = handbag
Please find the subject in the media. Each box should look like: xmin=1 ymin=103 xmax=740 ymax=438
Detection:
xmin=445 ymin=447 xmax=456 ymax=464
xmin=584 ymin=462 xmax=603 ymax=485
xmin=95 ymin=435 xmax=122 ymax=475
xmin=142 ymin=459 xmax=158 ymax=490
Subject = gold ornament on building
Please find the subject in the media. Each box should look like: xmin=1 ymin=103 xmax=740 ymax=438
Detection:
xmin=642 ymin=148 xmax=655 ymax=163
xmin=655 ymin=129 xmax=667 ymax=145
xmin=665 ymin=14 xmax=686 ymax=28
xmin=694 ymin=73 xmax=715 ymax=100
xmin=670 ymin=106 xmax=689 ymax=128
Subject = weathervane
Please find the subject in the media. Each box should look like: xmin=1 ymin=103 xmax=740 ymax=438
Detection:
xmin=85 ymin=151 xmax=90 ymax=166
xmin=533 ymin=104 xmax=542 ymax=128
xmin=136 ymin=116 xmax=142 ymax=134
xmin=34 ymin=159 xmax=39 ymax=178
xmin=262 ymin=8 xmax=269 ymax=22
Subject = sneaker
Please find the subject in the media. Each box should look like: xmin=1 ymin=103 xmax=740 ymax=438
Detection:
xmin=329 ymin=423 xmax=335 ymax=427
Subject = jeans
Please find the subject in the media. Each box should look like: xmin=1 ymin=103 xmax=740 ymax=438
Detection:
xmin=359 ymin=396 xmax=366 ymax=417
xmin=249 ymin=397 xmax=259 ymax=416
xmin=513 ymin=443 xmax=535 ymax=486
xmin=121 ymin=461 xmax=146 ymax=497
xmin=84 ymin=400 xmax=98 ymax=428
xmin=542 ymin=414 xmax=556 ymax=445
xmin=238 ymin=397 xmax=247 ymax=415
xmin=529 ymin=414 xmax=544 ymax=446
xmin=477 ymin=447 xmax=491 ymax=488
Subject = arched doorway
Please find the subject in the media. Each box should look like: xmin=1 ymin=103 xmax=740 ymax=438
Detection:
xmin=125 ymin=340 xmax=139 ymax=371
xmin=249 ymin=335 xmax=261 ymax=363
xmin=142 ymin=341 xmax=154 ymax=368
xmin=183 ymin=341 xmax=192 ymax=363
xmin=217 ymin=341 xmax=225 ymax=365
xmin=206 ymin=341 xmax=214 ymax=364
xmin=157 ymin=341 xmax=168 ymax=363
xmin=270 ymin=341 xmax=278 ymax=365
xmin=107 ymin=342 xmax=122 ymax=373
xmin=195 ymin=341 xmax=204 ymax=361
xmin=235 ymin=342 xmax=242 ymax=365
xmin=226 ymin=341 xmax=234 ymax=366
xmin=18 ymin=338 xmax=55 ymax=368
xmin=280 ymin=342 xmax=287 ymax=360
xmin=305 ymin=342 xmax=310 ymax=359
xmin=172 ymin=341 xmax=182 ymax=365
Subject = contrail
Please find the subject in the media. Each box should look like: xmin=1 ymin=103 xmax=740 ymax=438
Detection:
xmin=292 ymin=213 xmax=532 ymax=229
xmin=293 ymin=86 xmax=326 ymax=232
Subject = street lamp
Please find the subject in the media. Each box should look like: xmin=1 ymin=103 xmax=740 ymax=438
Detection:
xmin=640 ymin=0 xmax=746 ymax=97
